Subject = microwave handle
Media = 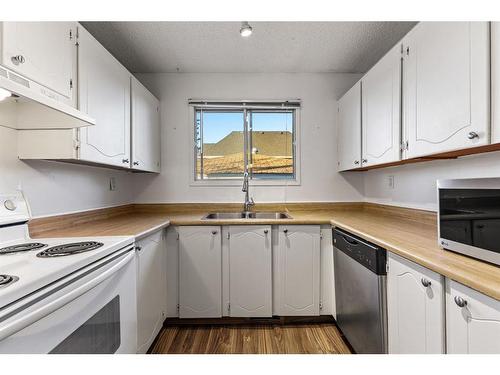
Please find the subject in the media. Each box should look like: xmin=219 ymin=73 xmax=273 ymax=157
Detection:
xmin=0 ymin=250 xmax=134 ymax=342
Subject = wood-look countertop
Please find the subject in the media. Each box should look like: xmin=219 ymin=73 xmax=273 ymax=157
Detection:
xmin=31 ymin=212 xmax=171 ymax=240
xmin=29 ymin=202 xmax=500 ymax=301
xmin=329 ymin=209 xmax=500 ymax=301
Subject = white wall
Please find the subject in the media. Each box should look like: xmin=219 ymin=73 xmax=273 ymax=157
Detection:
xmin=363 ymin=151 xmax=500 ymax=211
xmin=0 ymin=126 xmax=133 ymax=218
xmin=132 ymin=73 xmax=365 ymax=203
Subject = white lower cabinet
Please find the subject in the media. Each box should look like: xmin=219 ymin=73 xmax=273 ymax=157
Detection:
xmin=178 ymin=226 xmax=222 ymax=318
xmin=387 ymin=253 xmax=445 ymax=354
xmin=228 ymin=225 xmax=272 ymax=317
xmin=172 ymin=225 xmax=327 ymax=320
xmin=446 ymin=279 xmax=500 ymax=354
xmin=275 ymin=225 xmax=320 ymax=316
xmin=320 ymin=226 xmax=336 ymax=317
xmin=135 ymin=230 xmax=167 ymax=354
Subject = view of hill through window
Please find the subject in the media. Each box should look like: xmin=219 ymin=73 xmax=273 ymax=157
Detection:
xmin=195 ymin=109 xmax=295 ymax=180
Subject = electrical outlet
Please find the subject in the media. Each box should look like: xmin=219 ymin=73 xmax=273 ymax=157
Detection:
xmin=109 ymin=177 xmax=117 ymax=191
xmin=387 ymin=175 xmax=395 ymax=189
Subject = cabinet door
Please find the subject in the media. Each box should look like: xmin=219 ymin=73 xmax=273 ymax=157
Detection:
xmin=337 ymin=81 xmax=361 ymax=171
xmin=1 ymin=22 xmax=76 ymax=105
xmin=229 ymin=226 xmax=272 ymax=317
xmin=387 ymin=253 xmax=445 ymax=354
xmin=320 ymin=227 xmax=335 ymax=317
xmin=403 ymin=22 xmax=489 ymax=158
xmin=131 ymin=77 xmax=161 ymax=173
xmin=362 ymin=44 xmax=401 ymax=167
xmin=276 ymin=226 xmax=320 ymax=316
xmin=136 ymin=230 xmax=167 ymax=354
xmin=77 ymin=25 xmax=131 ymax=168
xmin=178 ymin=226 xmax=221 ymax=318
xmin=447 ymin=280 xmax=500 ymax=354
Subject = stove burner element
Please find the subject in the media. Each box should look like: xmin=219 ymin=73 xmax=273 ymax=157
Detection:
xmin=0 ymin=274 xmax=18 ymax=288
xmin=0 ymin=242 xmax=47 ymax=255
xmin=37 ymin=241 xmax=104 ymax=258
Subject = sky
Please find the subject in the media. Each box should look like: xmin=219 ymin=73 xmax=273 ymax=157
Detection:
xmin=201 ymin=111 xmax=293 ymax=144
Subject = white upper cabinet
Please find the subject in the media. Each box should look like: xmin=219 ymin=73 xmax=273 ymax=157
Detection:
xmin=229 ymin=226 xmax=272 ymax=317
xmin=275 ymin=226 xmax=320 ymax=316
xmin=135 ymin=230 xmax=167 ymax=354
xmin=361 ymin=43 xmax=401 ymax=167
xmin=446 ymin=280 xmax=500 ymax=354
xmin=77 ymin=25 xmax=131 ymax=168
xmin=178 ymin=226 xmax=222 ymax=318
xmin=131 ymin=77 xmax=161 ymax=173
xmin=402 ymin=22 xmax=490 ymax=159
xmin=0 ymin=22 xmax=76 ymax=106
xmin=491 ymin=22 xmax=500 ymax=144
xmin=387 ymin=253 xmax=445 ymax=354
xmin=337 ymin=81 xmax=361 ymax=171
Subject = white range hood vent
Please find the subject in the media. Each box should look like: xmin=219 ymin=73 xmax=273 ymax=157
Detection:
xmin=0 ymin=65 xmax=95 ymax=130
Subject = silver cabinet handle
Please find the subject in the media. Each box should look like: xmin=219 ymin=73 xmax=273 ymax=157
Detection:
xmin=264 ymin=229 xmax=269 ymax=234
xmin=454 ymin=296 xmax=467 ymax=308
xmin=122 ymin=159 xmax=129 ymax=164
xmin=467 ymin=131 xmax=479 ymax=140
xmin=354 ymin=160 xmax=360 ymax=165
xmin=421 ymin=278 xmax=431 ymax=287
xmin=11 ymin=55 xmax=25 ymax=65
xmin=133 ymin=161 xmax=139 ymax=166
xmin=211 ymin=230 xmax=218 ymax=235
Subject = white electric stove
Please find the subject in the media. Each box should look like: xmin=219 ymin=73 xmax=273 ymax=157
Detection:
xmin=0 ymin=191 xmax=138 ymax=354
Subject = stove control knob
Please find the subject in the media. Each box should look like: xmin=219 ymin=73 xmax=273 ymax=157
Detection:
xmin=4 ymin=199 xmax=16 ymax=211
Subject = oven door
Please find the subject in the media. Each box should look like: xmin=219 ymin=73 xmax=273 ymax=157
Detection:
xmin=0 ymin=247 xmax=137 ymax=354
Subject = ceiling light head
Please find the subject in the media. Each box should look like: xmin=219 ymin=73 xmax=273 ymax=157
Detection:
xmin=240 ymin=22 xmax=253 ymax=37
xmin=0 ymin=88 xmax=12 ymax=102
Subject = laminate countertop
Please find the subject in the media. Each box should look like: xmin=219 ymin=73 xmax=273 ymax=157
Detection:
xmin=31 ymin=212 xmax=171 ymax=241
xmin=29 ymin=203 xmax=500 ymax=301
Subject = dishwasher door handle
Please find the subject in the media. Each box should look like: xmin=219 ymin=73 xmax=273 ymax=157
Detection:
xmin=341 ymin=234 xmax=359 ymax=246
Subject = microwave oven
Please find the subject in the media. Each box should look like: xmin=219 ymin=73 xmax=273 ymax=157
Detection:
xmin=438 ymin=178 xmax=500 ymax=266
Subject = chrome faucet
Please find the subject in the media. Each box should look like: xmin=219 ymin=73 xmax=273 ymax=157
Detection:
xmin=242 ymin=171 xmax=255 ymax=212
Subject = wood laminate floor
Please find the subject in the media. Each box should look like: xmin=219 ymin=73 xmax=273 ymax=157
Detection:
xmin=150 ymin=323 xmax=353 ymax=354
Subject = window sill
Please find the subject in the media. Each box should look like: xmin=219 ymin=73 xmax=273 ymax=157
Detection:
xmin=189 ymin=178 xmax=301 ymax=187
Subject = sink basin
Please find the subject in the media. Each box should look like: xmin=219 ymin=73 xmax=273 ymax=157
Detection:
xmin=202 ymin=212 xmax=292 ymax=220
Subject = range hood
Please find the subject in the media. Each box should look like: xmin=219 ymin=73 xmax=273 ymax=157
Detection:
xmin=0 ymin=65 xmax=95 ymax=130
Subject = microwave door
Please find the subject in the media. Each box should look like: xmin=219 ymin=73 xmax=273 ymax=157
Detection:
xmin=439 ymin=186 xmax=500 ymax=265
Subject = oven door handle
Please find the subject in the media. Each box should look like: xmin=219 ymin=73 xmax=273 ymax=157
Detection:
xmin=0 ymin=250 xmax=134 ymax=342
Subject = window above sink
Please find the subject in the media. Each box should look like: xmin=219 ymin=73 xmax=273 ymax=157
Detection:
xmin=189 ymin=100 xmax=301 ymax=187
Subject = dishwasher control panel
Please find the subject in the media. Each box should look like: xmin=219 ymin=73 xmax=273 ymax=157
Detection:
xmin=333 ymin=228 xmax=387 ymax=275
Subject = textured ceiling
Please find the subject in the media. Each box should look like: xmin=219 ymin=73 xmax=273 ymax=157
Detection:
xmin=80 ymin=22 xmax=417 ymax=74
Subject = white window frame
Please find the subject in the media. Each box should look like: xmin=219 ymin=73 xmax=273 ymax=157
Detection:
xmin=188 ymin=100 xmax=301 ymax=187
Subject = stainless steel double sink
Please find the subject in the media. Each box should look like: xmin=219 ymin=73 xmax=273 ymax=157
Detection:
xmin=202 ymin=211 xmax=292 ymax=220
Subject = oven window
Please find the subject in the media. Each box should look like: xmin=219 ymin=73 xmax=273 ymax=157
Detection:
xmin=439 ymin=188 xmax=500 ymax=253
xmin=49 ymin=296 xmax=121 ymax=354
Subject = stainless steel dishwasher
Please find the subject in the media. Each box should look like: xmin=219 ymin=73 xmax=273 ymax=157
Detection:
xmin=333 ymin=228 xmax=387 ymax=354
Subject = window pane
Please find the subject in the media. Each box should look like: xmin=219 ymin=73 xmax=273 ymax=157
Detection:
xmin=250 ymin=112 xmax=294 ymax=179
xmin=198 ymin=110 xmax=245 ymax=179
